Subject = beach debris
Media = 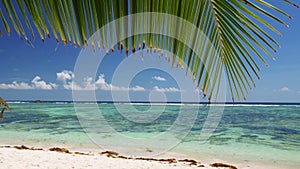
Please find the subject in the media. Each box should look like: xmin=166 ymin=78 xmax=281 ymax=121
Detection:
xmin=1 ymin=145 xmax=210 ymax=168
xmin=0 ymin=97 xmax=11 ymax=123
xmin=100 ymin=150 xmax=183 ymax=164
xmin=14 ymin=145 xmax=29 ymax=150
xmin=117 ymin=155 xmax=131 ymax=159
xmin=30 ymin=147 xmax=43 ymax=150
xmin=135 ymin=157 xmax=177 ymax=164
xmin=2 ymin=145 xmax=93 ymax=155
xmin=134 ymin=157 xmax=154 ymax=161
xmin=74 ymin=151 xmax=90 ymax=155
xmin=49 ymin=147 xmax=70 ymax=153
xmin=99 ymin=150 xmax=119 ymax=158
xmin=99 ymin=150 xmax=207 ymax=167
xmin=210 ymin=162 xmax=238 ymax=169
xmin=157 ymin=158 xmax=177 ymax=164
xmin=0 ymin=145 xmax=12 ymax=148
xmin=178 ymin=159 xmax=199 ymax=166
xmin=13 ymin=145 xmax=43 ymax=150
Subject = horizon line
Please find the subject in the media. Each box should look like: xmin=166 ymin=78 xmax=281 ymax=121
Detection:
xmin=5 ymin=100 xmax=300 ymax=105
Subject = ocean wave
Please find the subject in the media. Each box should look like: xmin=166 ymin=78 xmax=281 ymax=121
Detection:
xmin=79 ymin=102 xmax=98 ymax=105
xmin=225 ymin=104 xmax=280 ymax=107
xmin=6 ymin=101 xmax=300 ymax=107
xmin=7 ymin=101 xmax=30 ymax=104
xmin=55 ymin=102 xmax=70 ymax=104
xmin=112 ymin=103 xmax=206 ymax=106
xmin=221 ymin=104 xmax=300 ymax=107
xmin=199 ymin=104 xmax=300 ymax=107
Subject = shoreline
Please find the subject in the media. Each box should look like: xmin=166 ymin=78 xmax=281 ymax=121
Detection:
xmin=0 ymin=134 xmax=298 ymax=169
xmin=0 ymin=144 xmax=238 ymax=169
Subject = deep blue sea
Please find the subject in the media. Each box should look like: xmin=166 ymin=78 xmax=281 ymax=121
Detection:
xmin=0 ymin=102 xmax=299 ymax=168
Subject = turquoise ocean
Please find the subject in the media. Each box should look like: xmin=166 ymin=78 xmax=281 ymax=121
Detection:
xmin=0 ymin=102 xmax=299 ymax=168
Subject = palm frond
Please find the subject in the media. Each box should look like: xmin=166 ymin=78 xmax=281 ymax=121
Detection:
xmin=0 ymin=0 xmax=298 ymax=101
xmin=0 ymin=97 xmax=11 ymax=111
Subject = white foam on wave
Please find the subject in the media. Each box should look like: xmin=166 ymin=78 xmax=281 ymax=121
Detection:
xmin=55 ymin=102 xmax=70 ymax=104
xmin=227 ymin=104 xmax=280 ymax=107
xmin=8 ymin=101 xmax=300 ymax=108
xmin=7 ymin=101 xmax=29 ymax=104
xmin=220 ymin=104 xmax=300 ymax=107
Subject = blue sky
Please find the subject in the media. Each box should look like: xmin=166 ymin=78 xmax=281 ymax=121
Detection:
xmin=0 ymin=2 xmax=299 ymax=102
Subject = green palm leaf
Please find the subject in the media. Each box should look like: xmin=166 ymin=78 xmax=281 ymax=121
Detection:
xmin=0 ymin=0 xmax=298 ymax=101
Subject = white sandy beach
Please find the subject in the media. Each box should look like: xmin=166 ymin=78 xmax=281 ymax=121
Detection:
xmin=0 ymin=145 xmax=241 ymax=169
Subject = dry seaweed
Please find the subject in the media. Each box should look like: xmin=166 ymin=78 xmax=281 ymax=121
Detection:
xmin=49 ymin=147 xmax=70 ymax=153
xmin=210 ymin=162 xmax=238 ymax=169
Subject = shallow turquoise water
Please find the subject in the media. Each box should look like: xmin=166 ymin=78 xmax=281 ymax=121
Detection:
xmin=0 ymin=102 xmax=299 ymax=167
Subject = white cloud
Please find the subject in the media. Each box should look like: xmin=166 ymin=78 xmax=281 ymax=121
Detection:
xmin=153 ymin=86 xmax=180 ymax=92
xmin=0 ymin=81 xmax=33 ymax=90
xmin=131 ymin=86 xmax=146 ymax=91
xmin=57 ymin=70 xmax=74 ymax=83
xmin=63 ymin=77 xmax=96 ymax=91
xmin=96 ymin=74 xmax=146 ymax=91
xmin=278 ymin=87 xmax=291 ymax=92
xmin=0 ymin=70 xmax=146 ymax=92
xmin=152 ymin=76 xmax=166 ymax=81
xmin=62 ymin=81 xmax=81 ymax=91
xmin=62 ymin=73 xmax=146 ymax=91
xmin=0 ymin=76 xmax=57 ymax=90
xmin=31 ymin=76 xmax=58 ymax=90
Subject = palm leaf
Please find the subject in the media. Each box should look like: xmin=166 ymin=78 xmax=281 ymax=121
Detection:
xmin=0 ymin=0 xmax=298 ymax=101
xmin=0 ymin=6 xmax=10 ymax=35
xmin=0 ymin=97 xmax=11 ymax=111
xmin=16 ymin=0 xmax=34 ymax=39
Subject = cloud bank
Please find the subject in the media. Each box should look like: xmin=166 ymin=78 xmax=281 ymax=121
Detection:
xmin=0 ymin=76 xmax=57 ymax=90
xmin=153 ymin=86 xmax=180 ymax=92
xmin=0 ymin=70 xmax=182 ymax=93
xmin=58 ymin=71 xmax=145 ymax=91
